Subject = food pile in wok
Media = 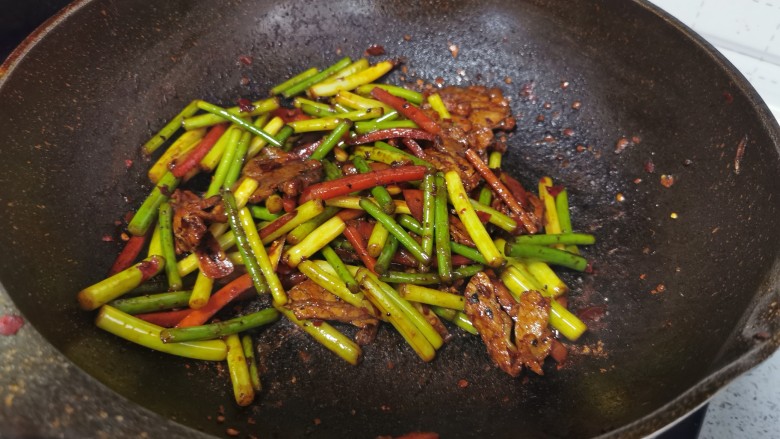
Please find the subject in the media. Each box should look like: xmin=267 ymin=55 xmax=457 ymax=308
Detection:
xmin=76 ymin=54 xmax=594 ymax=406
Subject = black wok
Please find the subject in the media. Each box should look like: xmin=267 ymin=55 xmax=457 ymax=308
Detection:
xmin=1 ymin=0 xmax=779 ymax=437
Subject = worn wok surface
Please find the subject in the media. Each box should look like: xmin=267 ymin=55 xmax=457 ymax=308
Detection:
xmin=1 ymin=0 xmax=779 ymax=437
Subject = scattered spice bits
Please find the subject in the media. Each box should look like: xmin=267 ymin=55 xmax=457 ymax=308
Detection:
xmin=615 ymin=135 xmax=642 ymax=154
xmin=520 ymin=82 xmax=535 ymax=99
xmin=457 ymin=379 xmax=470 ymax=388
xmin=571 ymin=100 xmax=582 ymax=110
xmin=240 ymin=76 xmax=250 ymax=86
xmin=0 ymin=314 xmax=24 ymax=335
xmin=576 ymin=340 xmax=607 ymax=358
xmin=504 ymin=76 xmax=512 ymax=84
xmin=660 ymin=174 xmax=675 ymax=188
xmin=614 ymin=137 xmax=630 ymax=154
xmin=226 ymin=427 xmax=240 ymax=437
xmin=237 ymin=55 xmax=253 ymax=66
xmin=615 ymin=193 xmax=625 ymax=202
xmin=403 ymin=34 xmax=412 ymax=41
xmin=670 ymin=212 xmax=678 ymax=219
xmin=650 ymin=283 xmax=666 ymax=295
xmin=365 ymin=44 xmax=385 ymax=56
xmin=734 ymin=134 xmax=748 ymax=175
xmin=562 ymin=128 xmax=574 ymax=137
xmin=447 ymin=42 xmax=459 ymax=58
xmin=643 ymin=159 xmax=655 ymax=173
xmin=560 ymin=80 xmax=570 ymax=90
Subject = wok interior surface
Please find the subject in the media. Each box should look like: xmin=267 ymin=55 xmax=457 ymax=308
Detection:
xmin=1 ymin=0 xmax=779 ymax=437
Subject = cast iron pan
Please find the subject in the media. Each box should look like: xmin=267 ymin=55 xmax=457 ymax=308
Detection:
xmin=1 ymin=0 xmax=779 ymax=437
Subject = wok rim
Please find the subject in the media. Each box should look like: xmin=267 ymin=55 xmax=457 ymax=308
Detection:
xmin=1 ymin=0 xmax=779 ymax=437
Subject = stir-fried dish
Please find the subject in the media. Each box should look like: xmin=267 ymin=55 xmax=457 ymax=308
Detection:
xmin=76 ymin=54 xmax=594 ymax=407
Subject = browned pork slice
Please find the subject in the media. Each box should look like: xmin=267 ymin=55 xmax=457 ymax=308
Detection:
xmin=422 ymin=147 xmax=482 ymax=192
xmin=424 ymin=85 xmax=516 ymax=154
xmin=170 ymin=190 xmax=226 ymax=252
xmin=242 ymin=147 xmax=323 ymax=203
xmin=463 ymin=271 xmax=553 ymax=376
xmin=447 ymin=216 xmax=475 ymax=247
xmin=514 ymin=289 xmax=554 ymax=375
xmin=285 ymin=279 xmax=379 ymax=345
xmin=169 ymin=189 xmax=234 ymax=279
xmin=416 ymin=86 xmax=515 ymax=191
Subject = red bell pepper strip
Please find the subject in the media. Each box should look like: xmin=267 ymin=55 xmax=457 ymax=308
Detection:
xmin=271 ymin=107 xmax=310 ymax=123
xmin=475 ymin=210 xmax=492 ymax=224
xmin=370 ymin=87 xmax=442 ymax=136
xmin=108 ymin=234 xmax=147 ymax=275
xmin=499 ymin=172 xmax=531 ymax=208
xmin=282 ymin=196 xmax=297 ymax=213
xmin=342 ymin=222 xmax=376 ymax=273
xmin=176 ymin=274 xmax=254 ymax=327
xmin=171 ymin=123 xmax=228 ymax=178
xmin=354 ymin=220 xmax=374 ymax=241
xmin=336 ymin=208 xmax=365 ymax=221
xmin=391 ymin=248 xmax=418 ymax=267
xmin=464 ymin=149 xmax=537 ymax=234
xmin=402 ymin=138 xmax=426 ymax=158
xmin=299 ymin=165 xmax=426 ymax=203
xmin=258 ymin=211 xmax=296 ymax=241
xmin=402 ymin=189 xmax=424 ymax=222
xmin=347 ymin=128 xmax=436 ymax=145
xmin=135 ymin=309 xmax=192 ymax=328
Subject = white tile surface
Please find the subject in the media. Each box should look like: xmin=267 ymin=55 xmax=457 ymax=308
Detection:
xmin=699 ymin=355 xmax=780 ymax=438
xmin=647 ymin=1 xmax=780 ymax=437
xmin=688 ymin=0 xmax=780 ymax=62
xmin=651 ymin=0 xmax=780 ymax=120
